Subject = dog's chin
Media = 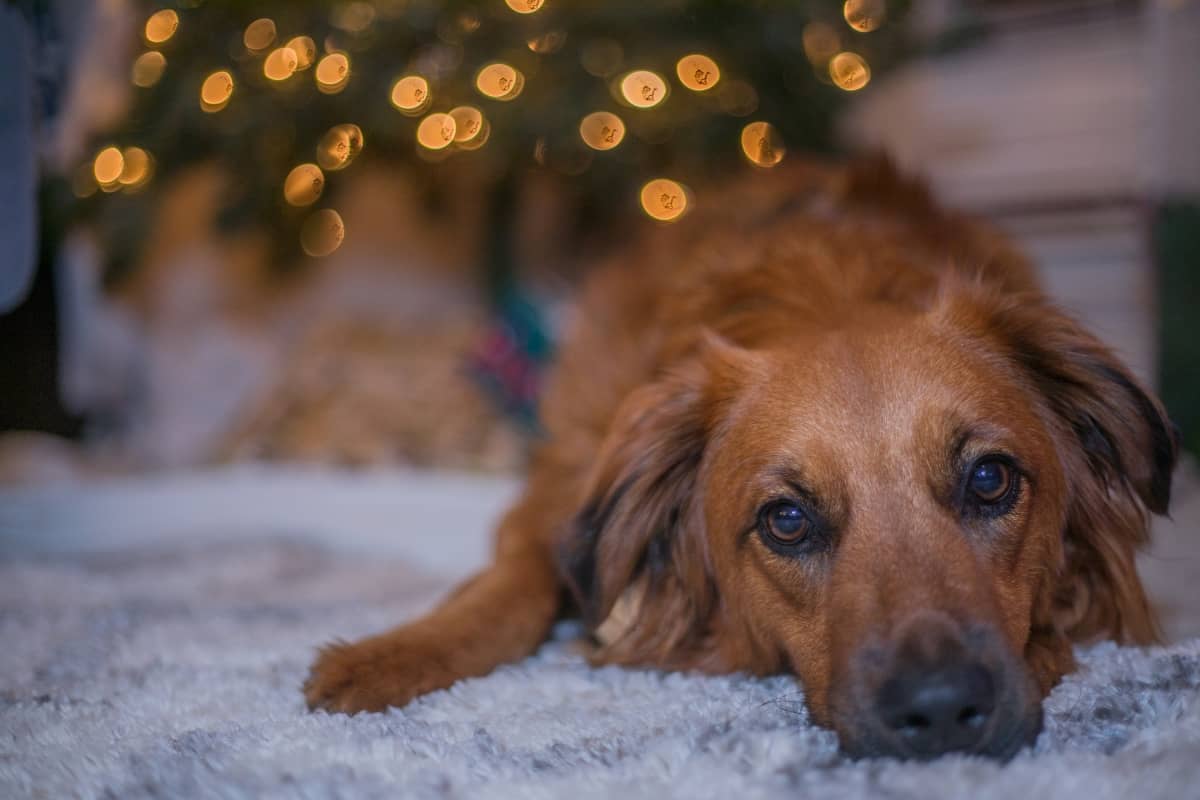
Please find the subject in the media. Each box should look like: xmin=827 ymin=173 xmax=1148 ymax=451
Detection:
xmin=832 ymin=703 xmax=1043 ymax=763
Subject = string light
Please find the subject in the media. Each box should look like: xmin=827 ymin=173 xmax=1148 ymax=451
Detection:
xmin=200 ymin=70 xmax=234 ymax=112
xmin=390 ymin=75 xmax=431 ymax=115
xmin=92 ymin=146 xmax=124 ymax=187
xmin=740 ymin=121 xmax=785 ymax=168
xmin=829 ymin=52 xmax=870 ymax=91
xmin=131 ymin=51 xmax=166 ymax=88
xmin=316 ymin=124 xmax=364 ymax=171
xmin=144 ymin=10 xmax=178 ymax=45
xmin=315 ymin=53 xmax=351 ymax=94
xmin=118 ymin=146 xmax=154 ymax=190
xmin=475 ymin=63 xmax=524 ymax=101
xmin=416 ymin=113 xmax=457 ymax=150
xmin=285 ymin=36 xmax=317 ymax=70
xmin=449 ymin=106 xmax=489 ymax=149
xmin=300 ymin=209 xmax=345 ymax=257
xmin=640 ymin=178 xmax=690 ymax=221
xmin=283 ymin=163 xmax=325 ymax=206
xmin=619 ymin=70 xmax=667 ymax=109
xmin=579 ymin=111 xmax=625 ymax=150
xmin=675 ymin=54 xmax=720 ymax=92
xmin=505 ymin=0 xmax=545 ymax=13
xmin=264 ymin=47 xmax=299 ymax=81
xmin=243 ymin=18 xmax=277 ymax=53
xmin=843 ymin=0 xmax=886 ymax=33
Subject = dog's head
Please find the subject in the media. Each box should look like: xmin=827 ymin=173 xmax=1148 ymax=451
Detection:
xmin=558 ymin=280 xmax=1177 ymax=760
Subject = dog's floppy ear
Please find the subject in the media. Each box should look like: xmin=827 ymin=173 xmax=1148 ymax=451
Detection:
xmin=960 ymin=289 xmax=1179 ymax=644
xmin=556 ymin=333 xmax=754 ymax=668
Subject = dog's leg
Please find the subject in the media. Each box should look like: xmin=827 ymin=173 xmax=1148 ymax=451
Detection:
xmin=304 ymin=538 xmax=560 ymax=714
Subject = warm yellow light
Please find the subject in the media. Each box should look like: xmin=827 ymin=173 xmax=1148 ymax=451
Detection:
xmin=475 ymin=63 xmax=524 ymax=101
xmin=829 ymin=52 xmax=870 ymax=91
xmin=118 ymin=146 xmax=153 ymax=189
xmin=243 ymin=18 xmax=276 ymax=53
xmin=416 ymin=113 xmax=457 ymax=150
xmin=527 ymin=30 xmax=567 ymax=54
xmin=317 ymin=124 xmax=363 ymax=171
xmin=449 ymin=106 xmax=488 ymax=148
xmin=390 ymin=75 xmax=431 ymax=115
xmin=640 ymin=178 xmax=690 ymax=222
xmin=620 ymin=70 xmax=667 ymax=109
xmin=802 ymin=22 xmax=840 ymax=64
xmin=284 ymin=163 xmax=325 ymax=206
xmin=579 ymin=111 xmax=625 ymax=151
xmin=301 ymin=209 xmax=345 ymax=258
xmin=286 ymin=37 xmax=317 ymax=70
xmin=675 ymin=54 xmax=720 ymax=92
xmin=131 ymin=51 xmax=167 ymax=88
xmin=93 ymin=146 xmax=124 ymax=186
xmin=843 ymin=0 xmax=886 ymax=33
xmin=144 ymin=10 xmax=178 ymax=45
xmin=264 ymin=47 xmax=299 ymax=81
xmin=315 ymin=53 xmax=351 ymax=94
xmin=200 ymin=70 xmax=234 ymax=111
xmin=740 ymin=122 xmax=785 ymax=168
xmin=505 ymin=0 xmax=545 ymax=13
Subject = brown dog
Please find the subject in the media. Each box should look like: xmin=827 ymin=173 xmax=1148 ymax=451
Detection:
xmin=305 ymin=159 xmax=1178 ymax=760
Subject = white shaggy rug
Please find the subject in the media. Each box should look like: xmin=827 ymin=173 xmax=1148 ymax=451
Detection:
xmin=2 ymin=470 xmax=1200 ymax=799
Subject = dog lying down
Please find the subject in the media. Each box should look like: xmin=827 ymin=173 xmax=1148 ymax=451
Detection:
xmin=305 ymin=158 xmax=1178 ymax=761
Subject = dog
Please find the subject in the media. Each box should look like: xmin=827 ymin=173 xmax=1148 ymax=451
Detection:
xmin=304 ymin=158 xmax=1178 ymax=760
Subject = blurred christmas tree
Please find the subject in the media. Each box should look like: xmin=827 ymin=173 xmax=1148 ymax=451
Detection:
xmin=63 ymin=0 xmax=922 ymax=423
xmin=70 ymin=0 xmax=918 ymax=285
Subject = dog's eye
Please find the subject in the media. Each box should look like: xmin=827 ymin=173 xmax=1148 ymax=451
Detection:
xmin=967 ymin=459 xmax=1013 ymax=504
xmin=762 ymin=502 xmax=813 ymax=546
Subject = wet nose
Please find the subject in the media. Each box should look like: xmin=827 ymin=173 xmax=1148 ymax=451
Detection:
xmin=875 ymin=659 xmax=997 ymax=758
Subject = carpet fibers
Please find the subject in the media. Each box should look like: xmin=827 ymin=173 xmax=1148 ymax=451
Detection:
xmin=3 ymin=538 xmax=1200 ymax=800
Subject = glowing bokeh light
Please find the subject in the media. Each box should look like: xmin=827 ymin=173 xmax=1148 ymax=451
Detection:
xmin=118 ymin=146 xmax=153 ymax=189
xmin=640 ymin=178 xmax=690 ymax=222
xmin=390 ymin=75 xmax=431 ymax=115
xmin=579 ymin=111 xmax=625 ymax=151
xmin=331 ymin=1 xmax=376 ymax=33
xmin=619 ymin=70 xmax=667 ymax=109
xmin=675 ymin=54 xmax=720 ymax=92
xmin=416 ymin=113 xmax=457 ymax=150
xmin=264 ymin=47 xmax=299 ymax=81
xmin=300 ymin=209 xmax=345 ymax=257
xmin=243 ymin=18 xmax=277 ymax=53
xmin=200 ymin=70 xmax=234 ymax=112
xmin=717 ymin=80 xmax=758 ymax=116
xmin=93 ymin=146 xmax=124 ymax=187
xmin=740 ymin=121 xmax=785 ymax=168
xmin=316 ymin=124 xmax=363 ymax=171
xmin=505 ymin=0 xmax=545 ymax=13
xmin=580 ymin=39 xmax=623 ymax=77
xmin=843 ymin=0 xmax=886 ymax=33
xmin=284 ymin=163 xmax=325 ymax=206
xmin=72 ymin=164 xmax=97 ymax=199
xmin=315 ymin=53 xmax=351 ymax=94
xmin=802 ymin=22 xmax=840 ymax=64
xmin=829 ymin=51 xmax=871 ymax=91
xmin=144 ymin=10 xmax=178 ymax=45
xmin=449 ymin=106 xmax=488 ymax=148
xmin=475 ymin=63 xmax=524 ymax=101
xmin=285 ymin=36 xmax=317 ymax=70
xmin=132 ymin=51 xmax=167 ymax=87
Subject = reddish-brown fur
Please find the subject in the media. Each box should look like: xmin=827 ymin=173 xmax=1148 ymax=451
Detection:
xmin=305 ymin=158 xmax=1177 ymax=758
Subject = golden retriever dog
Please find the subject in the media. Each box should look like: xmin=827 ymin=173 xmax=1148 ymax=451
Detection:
xmin=305 ymin=158 xmax=1178 ymax=760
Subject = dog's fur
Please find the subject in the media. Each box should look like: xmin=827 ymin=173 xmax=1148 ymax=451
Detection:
xmin=305 ymin=159 xmax=1178 ymax=758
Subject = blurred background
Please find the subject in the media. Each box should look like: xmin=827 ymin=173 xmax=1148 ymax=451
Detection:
xmin=0 ymin=0 xmax=1197 ymax=634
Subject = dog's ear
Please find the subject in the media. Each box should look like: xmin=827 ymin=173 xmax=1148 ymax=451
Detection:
xmin=556 ymin=333 xmax=755 ymax=667
xmin=957 ymin=289 xmax=1179 ymax=644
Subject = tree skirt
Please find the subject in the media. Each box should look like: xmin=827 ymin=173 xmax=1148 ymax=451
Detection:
xmin=1 ymin=471 xmax=1199 ymax=798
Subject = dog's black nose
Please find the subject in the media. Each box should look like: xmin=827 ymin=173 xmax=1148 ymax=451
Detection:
xmin=875 ymin=659 xmax=996 ymax=758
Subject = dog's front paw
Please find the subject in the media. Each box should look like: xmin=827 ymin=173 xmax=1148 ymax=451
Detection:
xmin=303 ymin=636 xmax=458 ymax=714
